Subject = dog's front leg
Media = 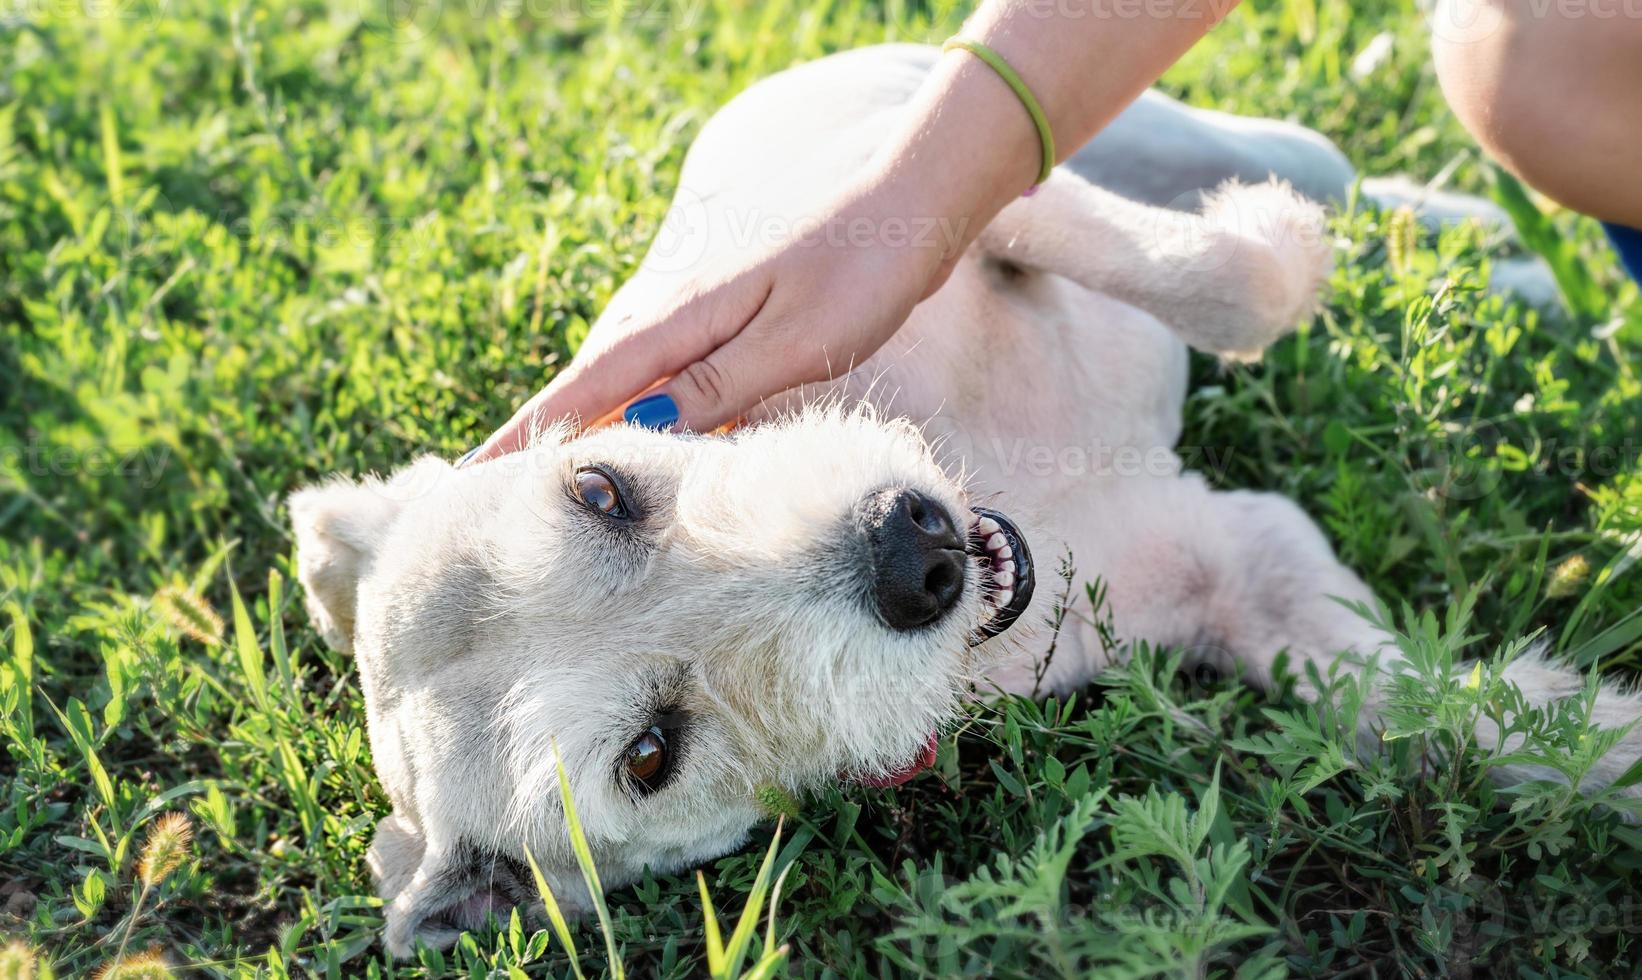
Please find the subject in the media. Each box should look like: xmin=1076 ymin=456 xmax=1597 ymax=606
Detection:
xmin=978 ymin=171 xmax=1332 ymax=360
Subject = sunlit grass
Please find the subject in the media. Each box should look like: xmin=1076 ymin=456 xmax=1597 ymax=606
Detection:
xmin=2 ymin=0 xmax=1640 ymax=975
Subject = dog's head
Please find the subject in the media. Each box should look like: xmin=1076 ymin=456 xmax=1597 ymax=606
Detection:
xmin=289 ymin=407 xmax=1035 ymax=954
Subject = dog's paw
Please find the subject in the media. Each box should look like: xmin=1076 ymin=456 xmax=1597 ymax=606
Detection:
xmin=1195 ymin=179 xmax=1333 ymax=359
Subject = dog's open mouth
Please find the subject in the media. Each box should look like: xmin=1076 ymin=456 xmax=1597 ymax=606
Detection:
xmin=846 ymin=510 xmax=1035 ymax=789
xmin=968 ymin=507 xmax=1035 ymax=644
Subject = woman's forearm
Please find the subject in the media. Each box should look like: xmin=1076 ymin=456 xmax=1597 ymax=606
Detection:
xmin=866 ymin=0 xmax=1239 ymax=254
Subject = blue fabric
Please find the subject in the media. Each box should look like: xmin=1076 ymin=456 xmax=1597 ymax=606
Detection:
xmin=1605 ymin=222 xmax=1642 ymax=283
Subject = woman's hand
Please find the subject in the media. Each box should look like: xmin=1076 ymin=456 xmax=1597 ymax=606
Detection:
xmin=467 ymin=174 xmax=967 ymax=461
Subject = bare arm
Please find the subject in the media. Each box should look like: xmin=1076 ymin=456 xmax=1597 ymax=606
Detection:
xmin=470 ymin=0 xmax=1235 ymax=459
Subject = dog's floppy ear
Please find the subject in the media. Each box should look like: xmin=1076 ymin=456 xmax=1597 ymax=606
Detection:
xmin=370 ymin=811 xmax=577 ymax=956
xmin=289 ymin=478 xmax=400 ymax=653
xmin=288 ymin=458 xmax=450 ymax=652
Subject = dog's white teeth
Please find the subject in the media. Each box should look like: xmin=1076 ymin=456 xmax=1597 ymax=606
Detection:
xmin=973 ymin=519 xmax=1018 ymax=622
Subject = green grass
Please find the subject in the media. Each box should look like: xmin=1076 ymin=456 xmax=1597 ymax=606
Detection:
xmin=4 ymin=0 xmax=1642 ymax=975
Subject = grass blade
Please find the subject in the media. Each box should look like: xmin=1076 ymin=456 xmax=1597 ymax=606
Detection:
xmin=522 ymin=845 xmax=585 ymax=980
xmin=740 ymin=950 xmax=791 ymax=980
xmin=552 ymin=741 xmax=624 ymax=980
xmin=719 ymin=817 xmax=786 ymax=978
xmin=229 ymin=578 xmax=268 ymax=713
xmin=1566 ymin=606 xmax=1642 ymax=669
xmin=763 ymin=835 xmax=802 ymax=961
xmin=5 ymin=601 xmax=34 ymax=739
xmin=1488 ymin=165 xmax=1605 ymax=321
xmin=267 ymin=568 xmax=296 ymax=703
xmin=697 ymin=871 xmax=725 ymax=975
xmin=50 ymin=697 xmax=115 ymax=810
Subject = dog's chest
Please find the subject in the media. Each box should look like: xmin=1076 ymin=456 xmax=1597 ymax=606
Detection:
xmin=861 ymin=265 xmax=1190 ymax=499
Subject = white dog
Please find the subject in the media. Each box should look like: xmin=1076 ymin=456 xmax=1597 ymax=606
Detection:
xmin=289 ymin=45 xmax=1630 ymax=955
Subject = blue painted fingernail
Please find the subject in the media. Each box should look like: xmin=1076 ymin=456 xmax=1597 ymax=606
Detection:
xmin=623 ymin=392 xmax=679 ymax=430
xmin=456 ymin=447 xmax=479 ymax=467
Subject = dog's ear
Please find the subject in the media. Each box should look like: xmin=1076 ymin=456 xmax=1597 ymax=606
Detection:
xmin=288 ymin=458 xmax=450 ymax=652
xmin=288 ymin=477 xmax=400 ymax=653
xmin=370 ymin=811 xmax=576 ymax=956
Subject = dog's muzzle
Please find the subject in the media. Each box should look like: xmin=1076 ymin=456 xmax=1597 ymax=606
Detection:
xmin=854 ymin=489 xmax=1036 ymax=643
xmin=843 ymin=494 xmax=1037 ymax=789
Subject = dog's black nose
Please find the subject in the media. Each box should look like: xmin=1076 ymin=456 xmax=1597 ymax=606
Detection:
xmin=858 ymin=488 xmax=966 ymax=631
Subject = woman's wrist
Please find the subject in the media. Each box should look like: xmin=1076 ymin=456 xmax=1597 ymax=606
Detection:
xmin=864 ymin=48 xmax=1045 ymax=258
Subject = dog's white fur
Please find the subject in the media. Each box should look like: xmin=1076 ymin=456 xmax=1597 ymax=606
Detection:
xmin=289 ymin=45 xmax=1632 ymax=955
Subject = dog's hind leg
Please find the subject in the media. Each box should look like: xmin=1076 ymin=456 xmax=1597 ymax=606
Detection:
xmin=1486 ymin=655 xmax=1642 ymax=798
xmin=1087 ymin=474 xmax=1396 ymax=698
xmin=1089 ymin=473 xmax=1642 ymax=799
xmin=979 ymin=170 xmax=1332 ymax=360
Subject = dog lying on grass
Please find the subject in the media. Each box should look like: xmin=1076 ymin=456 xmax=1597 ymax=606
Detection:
xmin=289 ymin=44 xmax=1631 ymax=955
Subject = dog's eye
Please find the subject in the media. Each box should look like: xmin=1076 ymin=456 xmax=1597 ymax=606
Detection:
xmin=575 ymin=467 xmax=626 ymax=517
xmin=623 ymin=726 xmax=669 ymax=794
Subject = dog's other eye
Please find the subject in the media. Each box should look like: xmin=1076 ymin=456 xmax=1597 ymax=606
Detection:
xmin=623 ymin=726 xmax=670 ymax=794
xmin=575 ymin=467 xmax=626 ymax=517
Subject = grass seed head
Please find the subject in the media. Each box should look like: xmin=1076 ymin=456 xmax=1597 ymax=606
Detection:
xmin=138 ymin=813 xmax=193 ymax=889
xmin=1386 ymin=205 xmax=1417 ymax=277
xmin=152 ymin=585 xmax=224 ymax=647
xmin=94 ymin=950 xmax=172 ymax=980
xmin=1546 ymin=554 xmax=1590 ymax=599
xmin=0 ymin=942 xmax=38 ymax=980
xmin=755 ymin=783 xmax=802 ymax=821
